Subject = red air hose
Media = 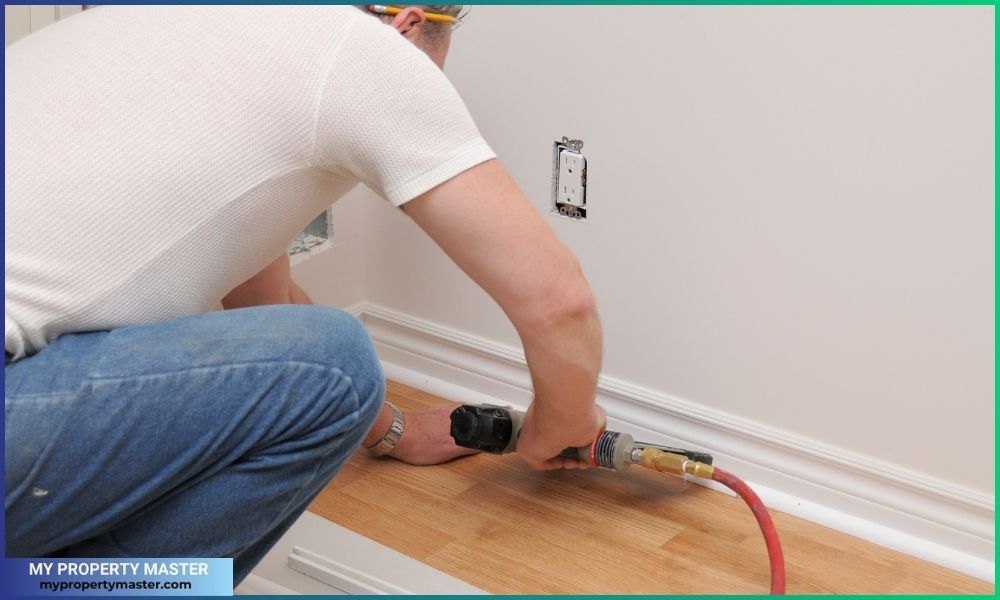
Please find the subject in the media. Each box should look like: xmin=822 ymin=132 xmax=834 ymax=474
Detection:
xmin=711 ymin=467 xmax=786 ymax=594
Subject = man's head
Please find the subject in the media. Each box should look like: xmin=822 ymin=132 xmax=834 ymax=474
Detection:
xmin=363 ymin=5 xmax=463 ymax=69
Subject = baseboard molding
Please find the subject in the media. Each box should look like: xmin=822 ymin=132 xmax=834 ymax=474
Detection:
xmin=347 ymin=301 xmax=995 ymax=583
xmin=287 ymin=546 xmax=411 ymax=594
xmin=238 ymin=511 xmax=485 ymax=595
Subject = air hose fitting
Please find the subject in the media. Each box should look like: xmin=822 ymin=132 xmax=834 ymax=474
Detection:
xmin=635 ymin=448 xmax=785 ymax=594
xmin=637 ymin=447 xmax=716 ymax=479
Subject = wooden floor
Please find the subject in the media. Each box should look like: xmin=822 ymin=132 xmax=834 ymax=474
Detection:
xmin=310 ymin=381 xmax=993 ymax=595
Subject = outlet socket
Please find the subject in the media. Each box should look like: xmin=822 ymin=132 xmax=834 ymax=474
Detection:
xmin=558 ymin=150 xmax=585 ymax=206
xmin=551 ymin=138 xmax=587 ymax=221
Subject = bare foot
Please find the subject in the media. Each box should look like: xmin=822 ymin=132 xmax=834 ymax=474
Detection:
xmin=388 ymin=402 xmax=480 ymax=465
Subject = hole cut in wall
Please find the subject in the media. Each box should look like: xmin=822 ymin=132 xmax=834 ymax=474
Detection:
xmin=289 ymin=209 xmax=333 ymax=262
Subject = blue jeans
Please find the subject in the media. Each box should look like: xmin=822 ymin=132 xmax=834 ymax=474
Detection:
xmin=4 ymin=305 xmax=384 ymax=585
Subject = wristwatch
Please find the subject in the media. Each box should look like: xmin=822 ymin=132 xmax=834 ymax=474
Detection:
xmin=367 ymin=401 xmax=404 ymax=457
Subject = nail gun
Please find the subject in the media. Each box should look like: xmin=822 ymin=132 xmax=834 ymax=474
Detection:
xmin=448 ymin=403 xmax=786 ymax=594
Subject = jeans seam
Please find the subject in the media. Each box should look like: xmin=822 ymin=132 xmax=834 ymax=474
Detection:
xmin=83 ymin=358 xmax=370 ymax=382
xmin=5 ymin=391 xmax=77 ymax=400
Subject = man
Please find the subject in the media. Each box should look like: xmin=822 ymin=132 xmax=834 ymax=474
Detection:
xmin=5 ymin=5 xmax=603 ymax=583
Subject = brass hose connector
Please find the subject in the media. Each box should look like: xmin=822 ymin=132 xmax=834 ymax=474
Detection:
xmin=638 ymin=448 xmax=715 ymax=480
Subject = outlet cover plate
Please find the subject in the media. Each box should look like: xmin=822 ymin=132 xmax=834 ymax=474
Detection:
xmin=551 ymin=138 xmax=587 ymax=221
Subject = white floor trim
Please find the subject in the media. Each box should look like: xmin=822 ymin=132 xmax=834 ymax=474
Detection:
xmin=237 ymin=511 xmax=485 ymax=595
xmin=351 ymin=301 xmax=995 ymax=583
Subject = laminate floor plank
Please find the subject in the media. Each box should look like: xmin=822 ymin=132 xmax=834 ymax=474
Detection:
xmin=309 ymin=381 xmax=993 ymax=594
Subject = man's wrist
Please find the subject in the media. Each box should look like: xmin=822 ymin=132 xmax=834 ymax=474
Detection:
xmin=362 ymin=404 xmax=393 ymax=448
xmin=365 ymin=402 xmax=404 ymax=457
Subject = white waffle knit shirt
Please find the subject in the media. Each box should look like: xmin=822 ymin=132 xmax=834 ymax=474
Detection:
xmin=5 ymin=6 xmax=495 ymax=360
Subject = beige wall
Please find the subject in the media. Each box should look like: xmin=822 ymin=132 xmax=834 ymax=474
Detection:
xmin=293 ymin=188 xmax=368 ymax=310
xmin=5 ymin=5 xmax=82 ymax=47
xmin=330 ymin=6 xmax=994 ymax=494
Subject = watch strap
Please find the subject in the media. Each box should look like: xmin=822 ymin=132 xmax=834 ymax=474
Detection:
xmin=367 ymin=401 xmax=404 ymax=457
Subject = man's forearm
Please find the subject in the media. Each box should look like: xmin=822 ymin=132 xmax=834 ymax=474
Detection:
xmin=400 ymin=160 xmax=605 ymax=468
xmin=222 ymin=254 xmax=313 ymax=308
xmin=507 ymin=289 xmax=606 ymax=471
xmin=516 ymin=294 xmax=603 ymax=450
xmin=290 ymin=281 xmax=313 ymax=305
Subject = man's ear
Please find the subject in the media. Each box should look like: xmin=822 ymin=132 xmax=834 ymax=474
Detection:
xmin=389 ymin=6 xmax=427 ymax=39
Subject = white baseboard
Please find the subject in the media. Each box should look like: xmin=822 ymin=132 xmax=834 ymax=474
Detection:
xmin=349 ymin=302 xmax=995 ymax=583
xmin=238 ymin=511 xmax=485 ymax=595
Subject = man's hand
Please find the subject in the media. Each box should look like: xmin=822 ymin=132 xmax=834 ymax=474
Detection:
xmin=517 ymin=403 xmax=606 ymax=470
xmin=384 ymin=402 xmax=479 ymax=465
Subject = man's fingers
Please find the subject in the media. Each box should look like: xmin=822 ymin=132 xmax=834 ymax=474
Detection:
xmin=521 ymin=454 xmax=565 ymax=471
xmin=595 ymin=405 xmax=607 ymax=431
xmin=516 ymin=403 xmax=607 ymax=471
xmin=522 ymin=454 xmax=594 ymax=471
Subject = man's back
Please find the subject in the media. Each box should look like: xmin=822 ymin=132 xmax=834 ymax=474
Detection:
xmin=5 ymin=5 xmax=491 ymax=359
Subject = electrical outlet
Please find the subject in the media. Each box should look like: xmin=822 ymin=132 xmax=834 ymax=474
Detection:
xmin=558 ymin=150 xmax=585 ymax=206
xmin=551 ymin=138 xmax=587 ymax=221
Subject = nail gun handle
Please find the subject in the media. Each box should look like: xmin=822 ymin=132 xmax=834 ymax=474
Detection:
xmin=450 ymin=404 xmax=595 ymax=460
xmin=559 ymin=446 xmax=590 ymax=462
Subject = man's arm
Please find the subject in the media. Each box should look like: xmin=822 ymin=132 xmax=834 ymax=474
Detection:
xmin=402 ymin=159 xmax=604 ymax=470
xmin=221 ymin=254 xmax=313 ymax=309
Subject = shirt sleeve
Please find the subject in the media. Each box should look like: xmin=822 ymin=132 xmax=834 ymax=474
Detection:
xmin=311 ymin=15 xmax=496 ymax=207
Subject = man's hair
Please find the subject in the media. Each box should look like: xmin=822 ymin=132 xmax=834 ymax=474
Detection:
xmin=359 ymin=5 xmax=464 ymax=45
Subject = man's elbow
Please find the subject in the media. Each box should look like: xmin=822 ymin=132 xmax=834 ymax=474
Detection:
xmin=556 ymin=279 xmax=598 ymax=324
xmin=518 ymin=263 xmax=599 ymax=332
